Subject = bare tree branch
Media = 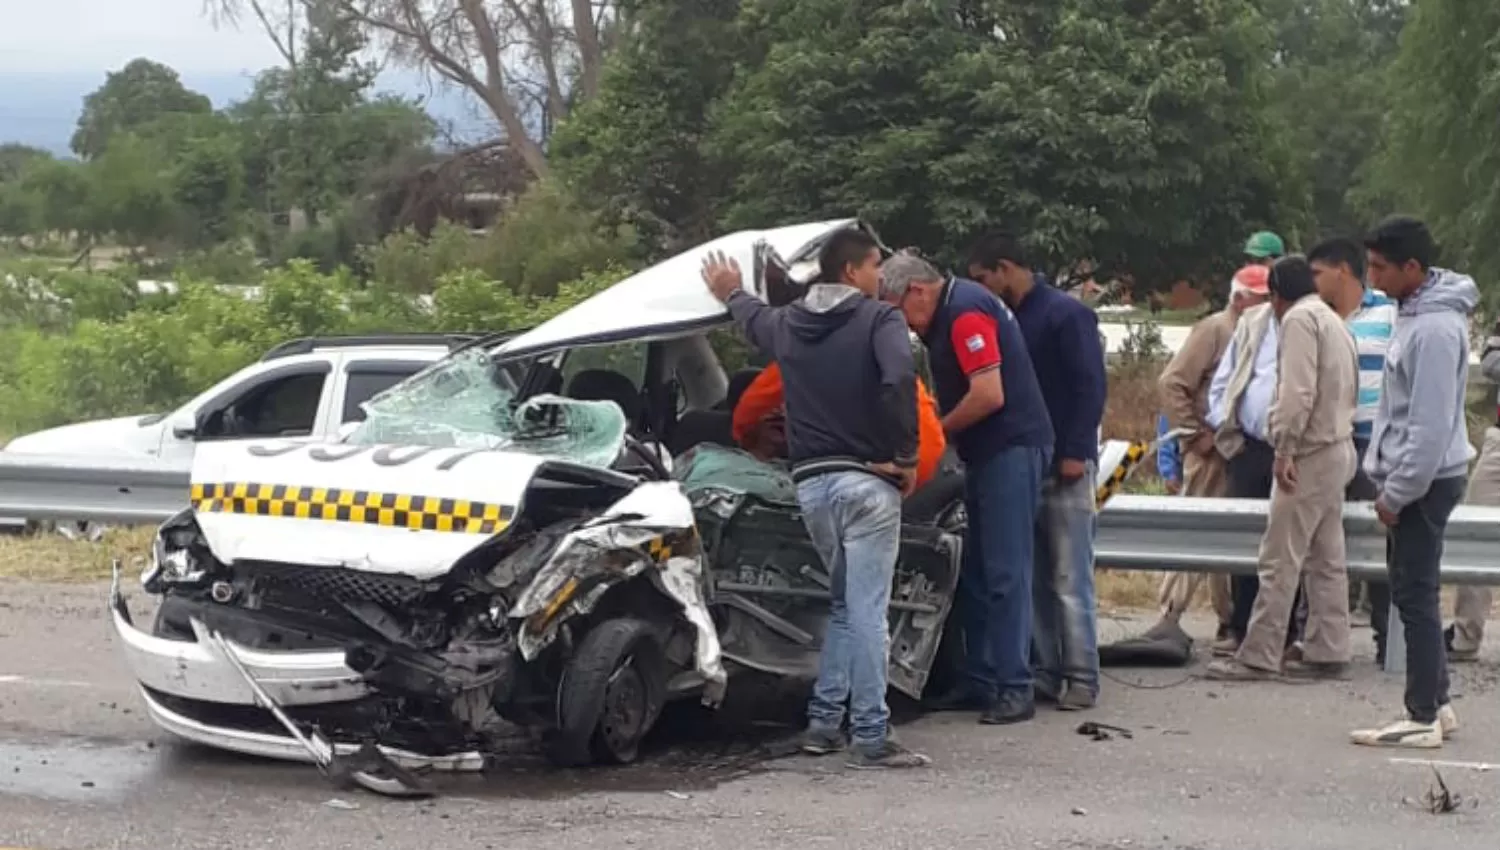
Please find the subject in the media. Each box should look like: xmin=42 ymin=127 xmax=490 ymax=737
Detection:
xmin=206 ymin=0 xmax=618 ymax=179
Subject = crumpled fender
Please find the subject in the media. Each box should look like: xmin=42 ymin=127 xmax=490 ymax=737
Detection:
xmin=508 ymin=481 xmax=727 ymax=704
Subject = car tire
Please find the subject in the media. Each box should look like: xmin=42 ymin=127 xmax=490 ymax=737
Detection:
xmin=547 ymin=618 xmax=666 ymax=768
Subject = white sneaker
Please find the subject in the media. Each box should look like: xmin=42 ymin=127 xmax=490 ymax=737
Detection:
xmin=1436 ymin=703 xmax=1459 ymax=740
xmin=1399 ymin=704 xmax=1459 ymax=739
xmin=1350 ymin=717 xmax=1443 ymax=749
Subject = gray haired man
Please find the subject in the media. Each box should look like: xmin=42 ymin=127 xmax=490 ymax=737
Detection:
xmin=878 ymin=253 xmax=1057 ymax=724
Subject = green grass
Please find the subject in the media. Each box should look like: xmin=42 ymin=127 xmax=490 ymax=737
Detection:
xmin=1095 ymin=307 xmax=1203 ymax=326
xmin=0 ymin=526 xmax=154 ymax=582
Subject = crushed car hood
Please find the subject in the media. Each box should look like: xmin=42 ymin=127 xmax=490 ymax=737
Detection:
xmin=189 ymin=440 xmax=547 ymax=579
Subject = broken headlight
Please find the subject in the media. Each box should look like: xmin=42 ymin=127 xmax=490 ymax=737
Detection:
xmin=141 ymin=511 xmax=213 ymax=592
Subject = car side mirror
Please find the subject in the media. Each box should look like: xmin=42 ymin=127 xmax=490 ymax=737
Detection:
xmin=168 ymin=410 xmax=198 ymax=440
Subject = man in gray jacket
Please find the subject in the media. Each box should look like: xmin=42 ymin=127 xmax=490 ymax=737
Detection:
xmin=1351 ymin=216 xmax=1475 ymax=749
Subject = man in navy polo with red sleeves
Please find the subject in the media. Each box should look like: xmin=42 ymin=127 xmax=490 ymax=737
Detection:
xmin=878 ymin=253 xmax=1054 ymax=725
xmin=967 ymin=232 xmax=1108 ymax=711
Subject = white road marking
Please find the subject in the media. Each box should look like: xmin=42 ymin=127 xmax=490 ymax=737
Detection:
xmin=1389 ymin=757 xmax=1498 ymax=772
xmin=0 ymin=674 xmax=98 ymax=689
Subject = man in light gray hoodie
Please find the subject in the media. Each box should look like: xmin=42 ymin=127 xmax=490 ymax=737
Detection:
xmin=1351 ymin=216 xmax=1476 ymax=750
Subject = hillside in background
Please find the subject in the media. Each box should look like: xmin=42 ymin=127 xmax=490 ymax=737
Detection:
xmin=0 ymin=69 xmax=488 ymax=156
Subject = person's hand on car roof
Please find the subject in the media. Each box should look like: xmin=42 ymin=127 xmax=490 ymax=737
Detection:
xmin=701 ymin=251 xmax=743 ymax=303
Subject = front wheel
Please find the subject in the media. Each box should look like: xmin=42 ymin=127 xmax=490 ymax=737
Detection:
xmin=547 ymin=618 xmax=667 ymax=767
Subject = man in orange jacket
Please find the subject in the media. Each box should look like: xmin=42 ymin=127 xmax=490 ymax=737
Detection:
xmin=732 ymin=361 xmax=948 ymax=489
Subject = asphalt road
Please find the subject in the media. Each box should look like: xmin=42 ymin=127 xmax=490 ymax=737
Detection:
xmin=2 ymin=580 xmax=1499 ymax=850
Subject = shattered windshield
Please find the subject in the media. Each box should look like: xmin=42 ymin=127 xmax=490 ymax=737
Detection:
xmin=346 ymin=348 xmax=627 ymax=468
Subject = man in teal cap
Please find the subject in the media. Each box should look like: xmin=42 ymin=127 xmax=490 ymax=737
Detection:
xmin=1244 ymin=231 xmax=1286 ymax=266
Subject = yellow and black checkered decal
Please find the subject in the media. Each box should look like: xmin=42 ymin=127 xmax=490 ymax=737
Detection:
xmin=1095 ymin=441 xmax=1149 ymax=508
xmin=644 ymin=530 xmax=698 ymax=562
xmin=190 ymin=482 xmax=514 ymax=534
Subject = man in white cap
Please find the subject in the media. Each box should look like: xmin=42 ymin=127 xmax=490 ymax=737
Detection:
xmin=1154 ymin=265 xmax=1270 ymax=637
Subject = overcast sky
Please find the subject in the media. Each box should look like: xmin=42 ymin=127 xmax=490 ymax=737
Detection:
xmin=2 ymin=0 xmax=281 ymax=73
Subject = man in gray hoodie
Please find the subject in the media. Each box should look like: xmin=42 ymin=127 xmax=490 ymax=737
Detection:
xmin=701 ymin=228 xmax=930 ymax=769
xmin=1351 ymin=216 xmax=1476 ymax=750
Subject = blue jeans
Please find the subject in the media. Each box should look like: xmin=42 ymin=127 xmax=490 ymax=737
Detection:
xmin=1032 ymin=464 xmax=1100 ymax=698
xmin=959 ymin=445 xmax=1048 ymax=701
xmin=797 ymin=470 xmax=903 ymax=749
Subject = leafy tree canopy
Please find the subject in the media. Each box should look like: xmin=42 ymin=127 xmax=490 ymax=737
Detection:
xmin=557 ymin=0 xmax=1307 ymax=289
xmin=72 ymin=59 xmax=213 ymax=160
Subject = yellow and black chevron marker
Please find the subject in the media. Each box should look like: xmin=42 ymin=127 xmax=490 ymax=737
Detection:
xmin=190 ymin=482 xmax=513 ymax=534
xmin=1095 ymin=441 xmax=1150 ymax=508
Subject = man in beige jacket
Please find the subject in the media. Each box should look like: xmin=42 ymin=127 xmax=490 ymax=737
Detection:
xmin=1207 ymin=256 xmax=1358 ymax=680
xmin=1154 ymin=265 xmax=1269 ymax=635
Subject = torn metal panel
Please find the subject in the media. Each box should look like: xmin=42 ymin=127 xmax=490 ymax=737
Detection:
xmin=507 ymin=481 xmax=727 ymax=704
xmin=675 ymin=444 xmax=962 ymax=699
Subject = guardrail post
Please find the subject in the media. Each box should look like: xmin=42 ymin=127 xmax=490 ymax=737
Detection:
xmin=1382 ymin=604 xmax=1406 ymax=674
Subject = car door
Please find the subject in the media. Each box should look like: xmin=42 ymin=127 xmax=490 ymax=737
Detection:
xmin=330 ymin=357 xmax=438 ymax=435
xmin=160 ymin=360 xmax=336 ymax=465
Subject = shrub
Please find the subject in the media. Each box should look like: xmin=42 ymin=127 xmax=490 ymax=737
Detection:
xmin=0 ymin=255 xmax=633 ymax=439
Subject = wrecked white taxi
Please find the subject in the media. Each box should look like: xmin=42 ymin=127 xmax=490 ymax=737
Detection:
xmin=109 ymin=218 xmax=977 ymax=795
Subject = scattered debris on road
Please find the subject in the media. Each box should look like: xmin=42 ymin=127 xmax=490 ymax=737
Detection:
xmin=1407 ymin=767 xmax=1477 ymax=815
xmin=1076 ymin=721 xmax=1133 ymax=742
xmin=323 ymin=798 xmax=360 ymax=811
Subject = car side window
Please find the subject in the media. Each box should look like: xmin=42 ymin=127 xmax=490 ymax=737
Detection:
xmin=199 ymin=372 xmax=327 ymax=440
xmin=341 ymin=366 xmax=426 ymax=424
xmin=559 ymin=342 xmax=648 ymax=394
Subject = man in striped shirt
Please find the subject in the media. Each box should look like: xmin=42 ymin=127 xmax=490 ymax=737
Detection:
xmin=1309 ymin=237 xmax=1396 ymax=661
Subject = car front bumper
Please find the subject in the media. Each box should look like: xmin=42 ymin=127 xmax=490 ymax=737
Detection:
xmin=109 ymin=567 xmax=483 ymax=771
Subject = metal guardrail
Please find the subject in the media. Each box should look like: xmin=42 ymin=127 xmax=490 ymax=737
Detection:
xmin=5 ymin=453 xmax=1498 ymax=584
xmin=1096 ymin=495 xmax=1500 ymax=585
xmin=0 ymin=453 xmax=189 ymax=525
xmin=1 ymin=453 xmax=1492 ymax=676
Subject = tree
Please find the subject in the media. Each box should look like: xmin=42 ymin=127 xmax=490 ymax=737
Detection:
xmin=0 ymin=183 xmax=41 ymax=241
xmin=551 ymin=0 xmax=743 ymax=256
xmin=86 ymin=135 xmax=179 ymax=253
xmin=209 ymin=0 xmax=617 ymax=178
xmin=226 ymin=3 xmax=435 ymax=225
xmin=173 ymin=132 xmax=249 ymax=249
xmin=1263 ymin=0 xmax=1406 ymax=239
xmin=72 ymin=59 xmax=213 ymax=160
xmin=703 ymin=0 xmax=1301 ymax=288
xmin=18 ymin=159 xmax=94 ymax=240
xmin=0 ymin=145 xmax=52 ymax=184
xmin=1368 ymin=0 xmax=1500 ymax=311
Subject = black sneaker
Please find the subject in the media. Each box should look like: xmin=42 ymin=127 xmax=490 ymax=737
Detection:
xmin=800 ymin=726 xmax=847 ymax=755
xmin=846 ymin=740 xmax=932 ymax=770
xmin=979 ymin=692 xmax=1035 ymax=725
xmin=1056 ymin=683 xmax=1097 ymax=711
xmin=1444 ymin=624 xmax=1479 ymax=662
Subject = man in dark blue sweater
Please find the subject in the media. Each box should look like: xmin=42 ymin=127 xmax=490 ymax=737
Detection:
xmin=968 ymin=231 xmax=1108 ymax=710
xmin=878 ymin=253 xmax=1054 ymax=725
